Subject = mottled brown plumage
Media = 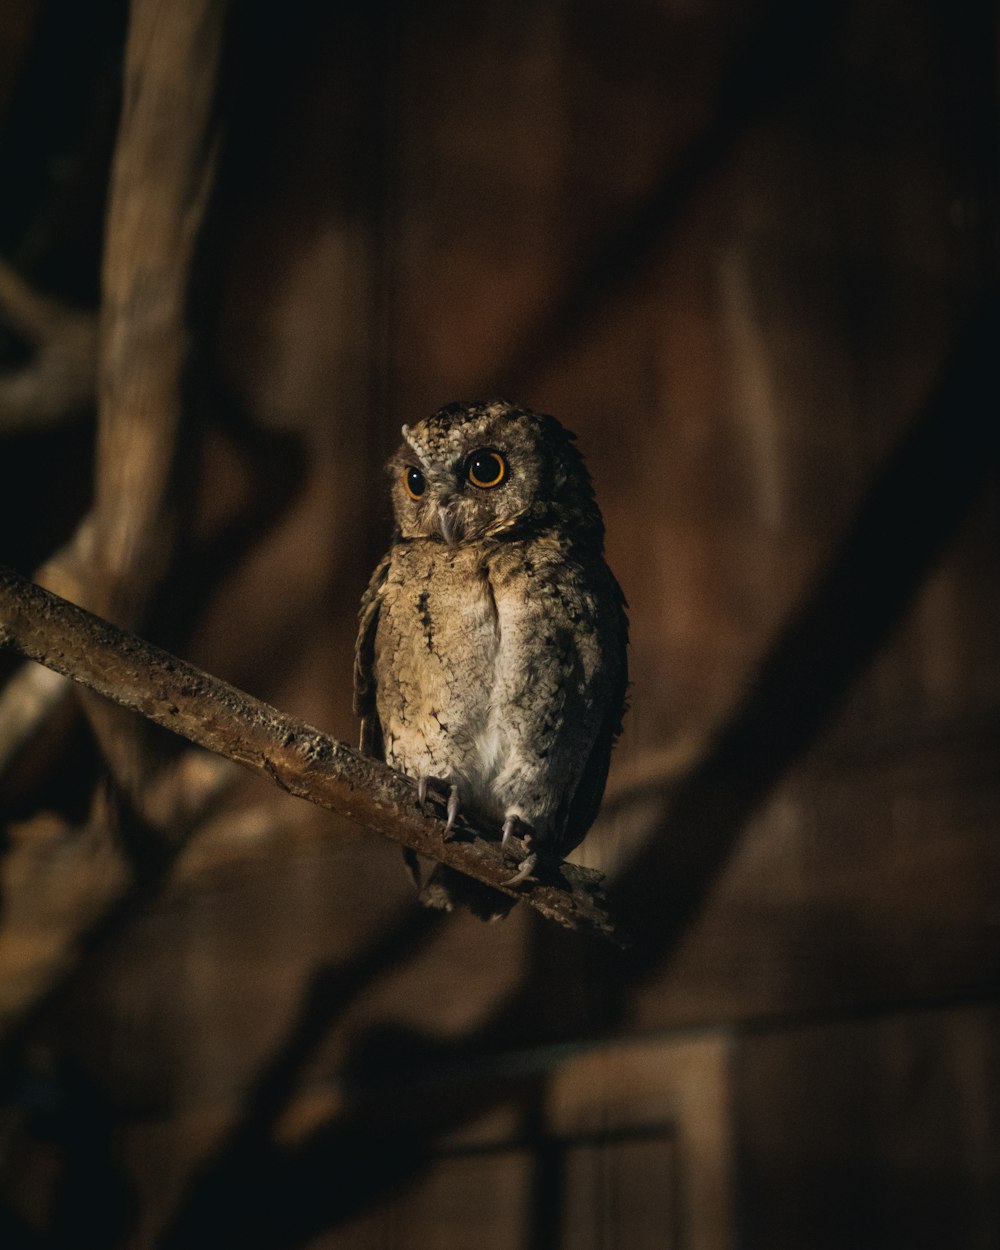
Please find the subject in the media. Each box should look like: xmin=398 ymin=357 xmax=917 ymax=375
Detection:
xmin=354 ymin=399 xmax=627 ymax=916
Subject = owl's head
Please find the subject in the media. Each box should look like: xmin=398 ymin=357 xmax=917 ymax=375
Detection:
xmin=387 ymin=400 xmax=605 ymax=547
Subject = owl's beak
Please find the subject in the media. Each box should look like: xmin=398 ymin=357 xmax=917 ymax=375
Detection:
xmin=437 ymin=505 xmax=459 ymax=545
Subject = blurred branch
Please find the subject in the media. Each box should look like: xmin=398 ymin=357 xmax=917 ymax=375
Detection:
xmin=0 ymin=800 xmax=130 ymax=1037
xmin=0 ymin=256 xmax=84 ymax=345
xmin=0 ymin=753 xmax=236 ymax=1042
xmin=0 ymin=524 xmax=237 ymax=1045
xmin=92 ymin=0 xmax=227 ymax=618
xmin=1 ymin=0 xmax=272 ymax=1044
xmin=0 ymin=565 xmax=622 ymax=944
xmin=0 ymin=257 xmax=97 ymax=433
xmin=0 ymin=663 xmax=67 ymax=780
xmin=0 ymin=514 xmax=97 ymax=779
xmin=82 ymin=0 xmax=229 ymax=815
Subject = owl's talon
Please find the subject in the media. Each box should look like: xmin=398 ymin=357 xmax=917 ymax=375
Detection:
xmin=445 ymin=784 xmax=460 ymax=837
xmin=497 ymin=815 xmax=530 ymax=865
xmin=500 ymin=816 xmax=536 ymax=884
xmin=415 ymin=770 xmax=460 ymax=830
xmin=502 ymin=851 xmax=538 ymax=888
xmin=501 ymin=815 xmax=534 ymax=859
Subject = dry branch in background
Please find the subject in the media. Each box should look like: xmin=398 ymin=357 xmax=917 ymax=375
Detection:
xmin=0 ymin=0 xmax=266 ymax=1043
xmin=0 ymin=258 xmax=97 ymax=432
xmin=82 ymin=0 xmax=230 ymax=816
xmin=0 ymin=565 xmax=623 ymax=945
xmin=94 ymin=0 xmax=228 ymax=614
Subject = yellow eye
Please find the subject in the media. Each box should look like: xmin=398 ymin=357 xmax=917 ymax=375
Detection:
xmin=404 ymin=466 xmax=426 ymax=500
xmin=466 ymin=448 xmax=507 ymax=489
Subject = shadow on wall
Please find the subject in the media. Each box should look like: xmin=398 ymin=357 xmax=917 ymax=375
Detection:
xmin=151 ymin=295 xmax=999 ymax=1247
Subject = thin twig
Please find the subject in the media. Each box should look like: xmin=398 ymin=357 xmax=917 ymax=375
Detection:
xmin=0 ymin=565 xmax=623 ymax=944
xmin=0 ymin=663 xmax=68 ymax=778
xmin=0 ymin=257 xmax=97 ymax=433
xmin=0 ymin=256 xmax=76 ymax=344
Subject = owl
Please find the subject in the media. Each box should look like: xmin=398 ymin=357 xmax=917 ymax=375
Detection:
xmin=354 ymin=399 xmax=628 ymax=916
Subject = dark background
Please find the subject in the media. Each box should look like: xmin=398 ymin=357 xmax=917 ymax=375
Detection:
xmin=1 ymin=0 xmax=998 ymax=1246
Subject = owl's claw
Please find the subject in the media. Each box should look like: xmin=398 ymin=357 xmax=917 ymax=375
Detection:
xmin=416 ymin=775 xmax=432 ymax=808
xmin=501 ymin=815 xmax=531 ymax=854
xmin=445 ymin=784 xmax=460 ymax=837
xmin=416 ymin=775 xmax=460 ymax=839
xmin=502 ymin=851 xmax=538 ymax=888
xmin=500 ymin=816 xmax=537 ymax=886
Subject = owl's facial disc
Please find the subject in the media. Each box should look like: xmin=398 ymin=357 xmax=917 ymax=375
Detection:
xmin=393 ymin=405 xmax=578 ymax=545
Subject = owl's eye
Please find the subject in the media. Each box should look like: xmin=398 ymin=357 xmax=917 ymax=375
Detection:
xmin=466 ymin=448 xmax=507 ymax=489
xmin=404 ymin=466 xmax=426 ymax=500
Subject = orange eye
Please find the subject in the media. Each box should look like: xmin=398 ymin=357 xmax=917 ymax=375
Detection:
xmin=466 ymin=448 xmax=507 ymax=489
xmin=404 ymin=466 xmax=426 ymax=499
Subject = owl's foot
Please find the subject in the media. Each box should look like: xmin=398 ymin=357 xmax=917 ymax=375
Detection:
xmin=500 ymin=816 xmax=537 ymax=887
xmin=417 ymin=775 xmax=460 ymax=838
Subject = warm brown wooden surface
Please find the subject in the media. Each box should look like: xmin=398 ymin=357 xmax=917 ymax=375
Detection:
xmin=736 ymin=1004 xmax=1000 ymax=1249
xmin=1 ymin=0 xmax=998 ymax=1245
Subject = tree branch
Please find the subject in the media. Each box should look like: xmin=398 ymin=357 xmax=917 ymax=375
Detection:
xmin=81 ymin=0 xmax=230 ymax=824
xmin=0 ymin=564 xmax=623 ymax=944
xmin=94 ymin=0 xmax=228 ymax=615
xmin=0 ymin=257 xmax=97 ymax=434
xmin=0 ymin=514 xmax=95 ymax=780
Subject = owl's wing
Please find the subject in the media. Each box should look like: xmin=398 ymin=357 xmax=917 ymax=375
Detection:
xmin=560 ymin=571 xmax=629 ymax=854
xmin=353 ymin=551 xmax=391 ymax=760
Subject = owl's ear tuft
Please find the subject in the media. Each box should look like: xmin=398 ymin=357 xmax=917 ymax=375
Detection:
xmin=401 ymin=424 xmax=422 ymax=460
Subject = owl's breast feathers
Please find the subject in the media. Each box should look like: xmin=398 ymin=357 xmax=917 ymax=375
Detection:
xmin=354 ymin=530 xmax=627 ymax=854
